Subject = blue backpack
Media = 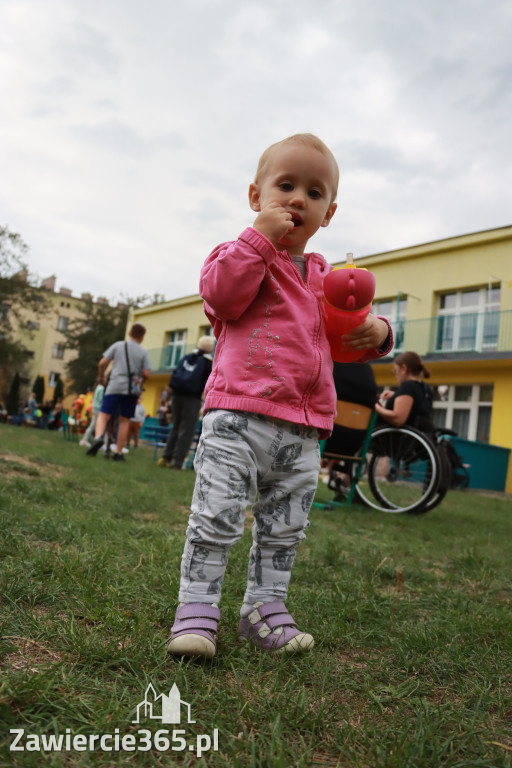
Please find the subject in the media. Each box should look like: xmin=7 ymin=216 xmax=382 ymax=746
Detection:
xmin=170 ymin=353 xmax=206 ymax=397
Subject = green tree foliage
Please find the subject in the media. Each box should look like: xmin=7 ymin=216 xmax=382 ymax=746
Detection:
xmin=63 ymin=305 xmax=133 ymax=393
xmin=6 ymin=372 xmax=20 ymax=415
xmin=52 ymin=375 xmax=64 ymax=406
xmin=63 ymin=302 xmax=128 ymax=394
xmin=0 ymin=225 xmax=49 ymax=398
xmin=63 ymin=294 xmax=163 ymax=395
xmin=33 ymin=374 xmax=45 ymax=404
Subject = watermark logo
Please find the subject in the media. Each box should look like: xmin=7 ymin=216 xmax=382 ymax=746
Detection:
xmin=132 ymin=682 xmax=195 ymax=725
xmin=10 ymin=680 xmax=218 ymax=757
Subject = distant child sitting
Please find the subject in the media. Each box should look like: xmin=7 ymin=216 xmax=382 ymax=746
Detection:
xmin=168 ymin=133 xmax=393 ymax=659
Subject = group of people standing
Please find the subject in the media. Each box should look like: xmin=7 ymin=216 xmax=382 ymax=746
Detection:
xmin=3 ymin=394 xmax=64 ymax=430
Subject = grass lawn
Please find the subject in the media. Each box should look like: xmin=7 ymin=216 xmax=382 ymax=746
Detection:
xmin=1 ymin=423 xmax=511 ymax=767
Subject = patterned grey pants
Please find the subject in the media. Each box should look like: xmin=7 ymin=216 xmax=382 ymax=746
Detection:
xmin=178 ymin=409 xmax=320 ymax=606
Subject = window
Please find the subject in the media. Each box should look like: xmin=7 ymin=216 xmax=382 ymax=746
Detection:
xmin=0 ymin=303 xmax=11 ymax=320
xmin=57 ymin=316 xmax=69 ymax=332
xmin=200 ymin=324 xmax=214 ymax=338
xmin=436 ymin=286 xmax=501 ymax=352
xmin=476 ymin=407 xmax=492 ymax=443
xmin=48 ymin=372 xmax=60 ymax=388
xmin=26 ymin=320 xmax=40 ymax=331
xmin=432 ymin=384 xmax=493 ymax=442
xmin=52 ymin=342 xmax=65 ymax=360
xmin=372 ymin=296 xmax=407 ymax=351
xmin=164 ymin=330 xmax=187 ymax=368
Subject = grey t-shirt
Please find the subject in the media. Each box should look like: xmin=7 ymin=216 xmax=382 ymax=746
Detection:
xmin=103 ymin=339 xmax=152 ymax=395
xmin=292 ymin=255 xmax=307 ymax=281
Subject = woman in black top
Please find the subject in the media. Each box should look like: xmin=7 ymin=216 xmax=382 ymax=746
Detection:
xmin=375 ymin=351 xmax=433 ymax=431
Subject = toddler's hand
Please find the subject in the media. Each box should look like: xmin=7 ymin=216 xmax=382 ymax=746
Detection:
xmin=342 ymin=314 xmax=389 ymax=350
xmin=253 ymin=202 xmax=294 ymax=246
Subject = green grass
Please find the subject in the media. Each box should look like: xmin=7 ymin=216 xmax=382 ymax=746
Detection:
xmin=0 ymin=423 xmax=511 ymax=767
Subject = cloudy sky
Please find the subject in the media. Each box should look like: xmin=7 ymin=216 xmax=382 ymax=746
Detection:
xmin=1 ymin=0 xmax=511 ymax=304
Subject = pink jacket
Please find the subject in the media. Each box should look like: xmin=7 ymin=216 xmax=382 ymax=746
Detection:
xmin=200 ymin=227 xmax=392 ymax=438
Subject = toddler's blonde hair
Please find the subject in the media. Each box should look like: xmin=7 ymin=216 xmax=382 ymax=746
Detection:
xmin=254 ymin=133 xmax=339 ymax=202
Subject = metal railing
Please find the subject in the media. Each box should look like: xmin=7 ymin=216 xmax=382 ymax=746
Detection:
xmin=385 ymin=309 xmax=512 ymax=358
xmin=145 ymin=310 xmax=512 ymax=370
xmin=146 ymin=344 xmax=211 ymax=373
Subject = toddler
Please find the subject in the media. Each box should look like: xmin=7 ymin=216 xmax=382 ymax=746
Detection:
xmin=168 ymin=133 xmax=393 ymax=658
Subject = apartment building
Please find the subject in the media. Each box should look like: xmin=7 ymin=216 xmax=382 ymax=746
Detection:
xmin=11 ymin=275 xmax=111 ymax=406
xmin=364 ymin=226 xmax=511 ymax=448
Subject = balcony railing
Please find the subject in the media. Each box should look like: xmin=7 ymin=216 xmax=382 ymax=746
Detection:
xmin=146 ymin=344 xmax=211 ymax=374
xmin=145 ymin=310 xmax=512 ymax=372
xmin=387 ymin=309 xmax=512 ymax=358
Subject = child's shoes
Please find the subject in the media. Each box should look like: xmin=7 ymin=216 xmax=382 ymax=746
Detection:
xmin=167 ymin=603 xmax=220 ymax=659
xmin=238 ymin=601 xmax=314 ymax=653
xmin=167 ymin=601 xmax=314 ymax=658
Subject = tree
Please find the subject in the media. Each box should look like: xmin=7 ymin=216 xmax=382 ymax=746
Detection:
xmin=63 ymin=302 xmax=132 ymax=394
xmin=52 ymin=376 xmax=64 ymax=406
xmin=33 ymin=374 xmax=45 ymax=404
xmin=6 ymin=372 xmax=20 ymax=415
xmin=0 ymin=225 xmax=49 ymax=400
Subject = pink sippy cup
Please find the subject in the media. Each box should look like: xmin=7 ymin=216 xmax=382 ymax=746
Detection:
xmin=323 ymin=253 xmax=376 ymax=362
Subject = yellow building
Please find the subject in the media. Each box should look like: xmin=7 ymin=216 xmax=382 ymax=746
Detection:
xmin=12 ymin=275 xmax=113 ymax=408
xmin=131 ymin=225 xmax=512 ymax=491
xmin=129 ymin=294 xmax=213 ymax=418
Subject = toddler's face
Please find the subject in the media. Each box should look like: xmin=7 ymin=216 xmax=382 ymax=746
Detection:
xmin=250 ymin=143 xmax=337 ymax=254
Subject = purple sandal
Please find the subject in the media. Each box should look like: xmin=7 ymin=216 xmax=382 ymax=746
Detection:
xmin=237 ymin=601 xmax=314 ymax=653
xmin=167 ymin=603 xmax=220 ymax=659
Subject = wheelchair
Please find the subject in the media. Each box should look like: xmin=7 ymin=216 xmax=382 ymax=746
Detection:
xmin=315 ymin=362 xmax=464 ymax=515
xmin=318 ymin=419 xmax=458 ymax=516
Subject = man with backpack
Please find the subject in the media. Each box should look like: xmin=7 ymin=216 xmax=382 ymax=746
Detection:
xmin=157 ymin=335 xmax=214 ymax=470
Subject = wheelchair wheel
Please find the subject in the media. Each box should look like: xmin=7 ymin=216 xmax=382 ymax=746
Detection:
xmin=353 ymin=426 xmax=441 ymax=514
xmin=409 ymin=437 xmax=452 ymax=514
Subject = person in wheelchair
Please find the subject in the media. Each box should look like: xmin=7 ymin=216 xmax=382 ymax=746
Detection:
xmin=322 ymin=353 xmax=453 ymax=514
xmin=374 ymin=351 xmax=434 ymax=432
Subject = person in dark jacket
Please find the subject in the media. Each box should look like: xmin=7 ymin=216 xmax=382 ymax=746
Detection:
xmin=157 ymin=336 xmax=214 ymax=470
xmin=323 ymin=361 xmax=378 ymax=458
